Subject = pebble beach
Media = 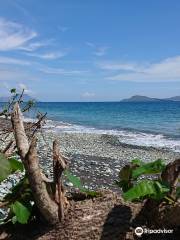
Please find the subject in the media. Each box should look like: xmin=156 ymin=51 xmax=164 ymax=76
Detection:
xmin=0 ymin=118 xmax=180 ymax=219
xmin=0 ymin=118 xmax=180 ymax=200
xmin=37 ymin=130 xmax=180 ymax=191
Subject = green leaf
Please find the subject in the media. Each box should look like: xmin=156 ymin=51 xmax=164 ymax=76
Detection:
xmin=10 ymin=88 xmax=16 ymax=94
xmin=4 ymin=176 xmax=31 ymax=203
xmin=0 ymin=154 xmax=24 ymax=183
xmin=131 ymin=159 xmax=144 ymax=166
xmin=153 ymin=181 xmax=170 ymax=200
xmin=116 ymin=165 xmax=133 ymax=192
xmin=123 ymin=180 xmax=169 ymax=201
xmin=11 ymin=201 xmax=31 ymax=224
xmin=9 ymin=158 xmax=24 ymax=172
xmin=0 ymin=153 xmax=11 ymax=182
xmin=84 ymin=190 xmax=102 ymax=198
xmin=64 ymin=170 xmax=100 ymax=198
xmin=132 ymin=159 xmax=166 ymax=179
xmin=64 ymin=170 xmax=84 ymax=191
xmin=12 ymin=216 xmax=17 ymax=224
xmin=27 ymin=100 xmax=34 ymax=106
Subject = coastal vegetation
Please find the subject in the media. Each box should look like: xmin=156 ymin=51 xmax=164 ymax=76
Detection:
xmin=116 ymin=158 xmax=179 ymax=201
xmin=0 ymin=89 xmax=179 ymax=239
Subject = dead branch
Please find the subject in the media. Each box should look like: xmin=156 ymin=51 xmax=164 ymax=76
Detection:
xmin=30 ymin=112 xmax=47 ymax=138
xmin=25 ymin=138 xmax=59 ymax=224
xmin=17 ymin=89 xmax=25 ymax=104
xmin=11 ymin=103 xmax=59 ymax=224
xmin=53 ymin=140 xmax=68 ymax=220
xmin=11 ymin=103 xmax=29 ymax=159
xmin=161 ymin=159 xmax=180 ymax=198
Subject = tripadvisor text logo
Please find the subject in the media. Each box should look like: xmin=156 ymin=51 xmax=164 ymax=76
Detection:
xmin=134 ymin=227 xmax=173 ymax=237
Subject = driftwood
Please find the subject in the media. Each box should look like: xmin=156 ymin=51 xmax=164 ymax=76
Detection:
xmin=53 ymin=140 xmax=68 ymax=220
xmin=161 ymin=159 xmax=180 ymax=197
xmin=11 ymin=103 xmax=68 ymax=225
xmin=25 ymin=138 xmax=59 ymax=224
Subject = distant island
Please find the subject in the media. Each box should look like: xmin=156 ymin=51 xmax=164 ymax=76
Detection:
xmin=0 ymin=94 xmax=37 ymax=102
xmin=121 ymin=95 xmax=180 ymax=102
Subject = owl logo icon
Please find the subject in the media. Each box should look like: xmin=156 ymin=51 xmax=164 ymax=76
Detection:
xmin=135 ymin=227 xmax=144 ymax=237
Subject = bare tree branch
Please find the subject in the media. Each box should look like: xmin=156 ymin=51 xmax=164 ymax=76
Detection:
xmin=11 ymin=103 xmax=29 ymax=159
xmin=11 ymin=103 xmax=59 ymax=224
xmin=26 ymin=138 xmax=59 ymax=224
xmin=53 ymin=140 xmax=68 ymax=220
xmin=161 ymin=159 xmax=180 ymax=198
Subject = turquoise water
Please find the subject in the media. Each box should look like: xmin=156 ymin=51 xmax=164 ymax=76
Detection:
xmin=33 ymin=102 xmax=180 ymax=137
xmin=1 ymin=101 xmax=180 ymax=151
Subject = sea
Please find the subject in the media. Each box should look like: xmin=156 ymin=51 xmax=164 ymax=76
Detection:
xmin=1 ymin=101 xmax=180 ymax=152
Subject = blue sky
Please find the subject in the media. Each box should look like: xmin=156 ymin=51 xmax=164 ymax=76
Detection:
xmin=0 ymin=0 xmax=180 ymax=101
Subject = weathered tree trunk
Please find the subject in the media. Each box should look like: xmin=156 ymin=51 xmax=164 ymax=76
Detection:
xmin=161 ymin=159 xmax=180 ymax=198
xmin=53 ymin=140 xmax=68 ymax=220
xmin=25 ymin=138 xmax=59 ymax=224
xmin=11 ymin=103 xmax=59 ymax=224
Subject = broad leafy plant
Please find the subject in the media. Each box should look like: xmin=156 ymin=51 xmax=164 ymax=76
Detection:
xmin=0 ymin=153 xmax=34 ymax=224
xmin=116 ymin=159 xmax=178 ymax=202
xmin=64 ymin=170 xmax=101 ymax=198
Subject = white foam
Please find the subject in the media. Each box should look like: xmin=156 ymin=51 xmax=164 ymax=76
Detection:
xmin=24 ymin=117 xmax=180 ymax=153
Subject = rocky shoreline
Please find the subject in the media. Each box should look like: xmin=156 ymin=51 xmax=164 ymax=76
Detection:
xmin=0 ymin=119 xmax=180 ymax=222
xmin=0 ymin=117 xmax=180 ymax=197
xmin=37 ymin=130 xmax=180 ymax=191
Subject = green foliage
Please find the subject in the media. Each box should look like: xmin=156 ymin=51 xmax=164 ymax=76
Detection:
xmin=11 ymin=201 xmax=31 ymax=224
xmin=64 ymin=170 xmax=100 ymax=198
xmin=0 ymin=153 xmax=12 ymax=182
xmin=116 ymin=159 xmax=176 ymax=202
xmin=123 ymin=180 xmax=169 ymax=201
xmin=131 ymin=159 xmax=143 ymax=166
xmin=2 ymin=176 xmax=33 ymax=225
xmin=0 ymin=88 xmax=39 ymax=225
xmin=0 ymin=154 xmax=31 ymax=225
xmin=115 ymin=165 xmax=133 ymax=192
xmin=9 ymin=157 xmax=24 ymax=173
xmin=0 ymin=154 xmax=24 ymax=183
xmin=22 ymin=100 xmax=35 ymax=112
xmin=132 ymin=159 xmax=165 ymax=179
xmin=4 ymin=176 xmax=32 ymax=204
xmin=64 ymin=170 xmax=84 ymax=191
xmin=10 ymin=88 xmax=16 ymax=94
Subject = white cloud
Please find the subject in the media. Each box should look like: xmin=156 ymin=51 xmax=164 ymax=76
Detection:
xmin=99 ymin=56 xmax=180 ymax=82
xmin=94 ymin=47 xmax=109 ymax=57
xmin=0 ymin=18 xmax=52 ymax=53
xmin=0 ymin=68 xmax=29 ymax=81
xmin=18 ymin=83 xmax=33 ymax=94
xmin=19 ymin=41 xmax=51 ymax=52
xmin=81 ymin=92 xmax=95 ymax=98
xmin=98 ymin=61 xmax=141 ymax=71
xmin=0 ymin=18 xmax=37 ymax=51
xmin=19 ymin=83 xmax=28 ymax=91
xmin=27 ymin=51 xmax=68 ymax=60
xmin=40 ymin=67 xmax=88 ymax=75
xmin=0 ymin=56 xmax=30 ymax=65
xmin=86 ymin=42 xmax=109 ymax=56
xmin=86 ymin=42 xmax=95 ymax=48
